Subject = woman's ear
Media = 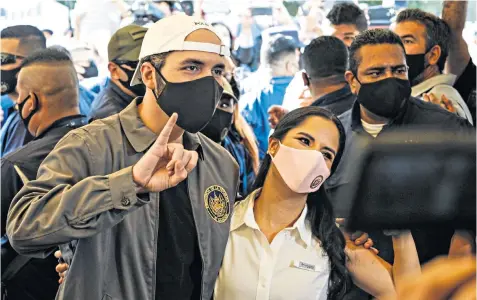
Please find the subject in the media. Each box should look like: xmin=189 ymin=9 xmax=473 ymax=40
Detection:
xmin=268 ymin=138 xmax=280 ymax=156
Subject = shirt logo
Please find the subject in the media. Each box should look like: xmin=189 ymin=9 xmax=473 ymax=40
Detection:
xmin=204 ymin=185 xmax=230 ymax=223
xmin=310 ymin=175 xmax=324 ymax=189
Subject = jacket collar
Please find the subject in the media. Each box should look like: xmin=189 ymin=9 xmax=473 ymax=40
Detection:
xmin=35 ymin=115 xmax=87 ymax=140
xmin=411 ymin=74 xmax=457 ymax=97
xmin=350 ymin=99 xmax=409 ymax=133
xmin=231 ymin=188 xmax=313 ymax=248
xmin=312 ymin=85 xmax=352 ymax=107
xmin=118 ymin=98 xmax=204 ymax=158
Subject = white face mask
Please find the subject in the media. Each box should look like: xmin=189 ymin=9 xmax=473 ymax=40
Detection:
xmin=270 ymin=142 xmax=331 ymax=194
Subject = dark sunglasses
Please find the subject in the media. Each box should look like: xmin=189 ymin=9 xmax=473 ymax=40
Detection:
xmin=112 ymin=60 xmax=138 ymax=69
xmin=1 ymin=53 xmax=24 ymax=65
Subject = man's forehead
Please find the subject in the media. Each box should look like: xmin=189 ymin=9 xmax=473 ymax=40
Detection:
xmin=185 ymin=29 xmax=221 ymax=46
xmin=167 ymin=50 xmax=225 ymax=65
xmin=0 ymin=38 xmax=21 ymax=55
xmin=395 ymin=20 xmax=426 ymax=35
xmin=358 ymin=44 xmax=405 ymax=67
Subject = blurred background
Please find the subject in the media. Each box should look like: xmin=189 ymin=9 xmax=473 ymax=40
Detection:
xmin=1 ymin=0 xmax=476 ymax=77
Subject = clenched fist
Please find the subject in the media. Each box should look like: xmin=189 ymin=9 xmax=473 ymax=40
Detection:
xmin=132 ymin=113 xmax=198 ymax=193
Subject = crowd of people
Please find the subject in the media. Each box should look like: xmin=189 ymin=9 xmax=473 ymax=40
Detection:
xmin=0 ymin=1 xmax=475 ymax=300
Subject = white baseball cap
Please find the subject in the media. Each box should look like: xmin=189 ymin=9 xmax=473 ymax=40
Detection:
xmin=130 ymin=14 xmax=230 ymax=86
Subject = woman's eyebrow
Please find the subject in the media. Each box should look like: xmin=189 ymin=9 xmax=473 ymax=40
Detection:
xmin=297 ymin=132 xmax=315 ymax=142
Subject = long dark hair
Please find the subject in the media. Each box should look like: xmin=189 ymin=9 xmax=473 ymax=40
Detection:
xmin=252 ymin=106 xmax=351 ymax=299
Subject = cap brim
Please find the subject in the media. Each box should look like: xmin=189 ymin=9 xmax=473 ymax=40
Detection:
xmin=130 ymin=65 xmax=142 ymax=86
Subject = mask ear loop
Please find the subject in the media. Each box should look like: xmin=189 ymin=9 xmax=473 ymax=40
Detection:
xmin=151 ymin=64 xmax=168 ymax=100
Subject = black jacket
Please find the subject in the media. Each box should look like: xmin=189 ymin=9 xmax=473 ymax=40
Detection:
xmin=311 ymin=84 xmax=355 ymax=117
xmin=1 ymin=115 xmax=87 ymax=300
xmin=88 ymin=80 xmax=134 ymax=121
xmin=327 ymin=97 xmax=472 ymax=264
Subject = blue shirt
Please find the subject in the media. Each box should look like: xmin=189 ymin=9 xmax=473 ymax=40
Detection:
xmin=241 ymin=76 xmax=293 ymax=158
xmin=1 ymin=95 xmax=15 ymax=127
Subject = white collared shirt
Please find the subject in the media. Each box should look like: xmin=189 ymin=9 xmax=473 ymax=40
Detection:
xmin=412 ymin=74 xmax=473 ymax=125
xmin=214 ymin=189 xmax=330 ymax=300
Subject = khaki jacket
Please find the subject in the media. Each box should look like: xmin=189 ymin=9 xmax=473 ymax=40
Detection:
xmin=7 ymin=98 xmax=239 ymax=300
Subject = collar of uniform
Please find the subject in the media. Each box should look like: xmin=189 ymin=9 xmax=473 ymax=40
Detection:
xmin=411 ymin=73 xmax=457 ymax=97
xmin=312 ymin=84 xmax=352 ymax=107
xmin=35 ymin=115 xmax=87 ymax=140
xmin=118 ymin=97 xmax=204 ymax=158
xmin=230 ymin=188 xmax=313 ymax=248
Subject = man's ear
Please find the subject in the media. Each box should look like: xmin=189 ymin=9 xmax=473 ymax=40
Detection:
xmin=302 ymin=72 xmax=310 ymax=87
xmin=345 ymin=70 xmax=358 ymax=94
xmin=28 ymin=92 xmax=39 ymax=112
xmin=140 ymin=62 xmax=158 ymax=92
xmin=108 ymin=62 xmax=120 ymax=80
xmin=427 ymin=44 xmax=441 ymax=67
xmin=268 ymin=138 xmax=280 ymax=156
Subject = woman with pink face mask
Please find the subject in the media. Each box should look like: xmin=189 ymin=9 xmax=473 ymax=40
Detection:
xmin=214 ymin=106 xmax=420 ymax=300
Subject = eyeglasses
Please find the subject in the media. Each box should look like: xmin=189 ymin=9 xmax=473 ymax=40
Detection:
xmin=1 ymin=53 xmax=24 ymax=65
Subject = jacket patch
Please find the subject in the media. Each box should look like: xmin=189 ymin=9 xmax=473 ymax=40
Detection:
xmin=204 ymin=185 xmax=230 ymax=223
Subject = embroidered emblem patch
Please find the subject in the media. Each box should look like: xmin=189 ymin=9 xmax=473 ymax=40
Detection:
xmin=310 ymin=175 xmax=324 ymax=189
xmin=204 ymin=185 xmax=230 ymax=223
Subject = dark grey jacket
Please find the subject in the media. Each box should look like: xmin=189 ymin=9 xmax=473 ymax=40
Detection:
xmin=7 ymin=98 xmax=239 ymax=300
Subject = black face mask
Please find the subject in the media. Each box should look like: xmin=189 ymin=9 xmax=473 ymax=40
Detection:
xmin=119 ymin=66 xmax=146 ymax=96
xmin=356 ymin=77 xmax=411 ymax=119
xmin=406 ymin=53 xmax=429 ymax=84
xmin=153 ymin=69 xmax=223 ymax=133
xmin=200 ymin=109 xmax=233 ymax=143
xmin=1 ymin=67 xmax=20 ymax=95
xmin=17 ymin=94 xmax=39 ymax=130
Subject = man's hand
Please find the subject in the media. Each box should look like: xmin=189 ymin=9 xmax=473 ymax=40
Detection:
xmin=298 ymin=88 xmax=315 ymax=108
xmin=268 ymin=105 xmax=289 ymax=129
xmin=132 ymin=113 xmax=198 ymax=193
xmin=423 ymin=93 xmax=456 ymax=113
xmin=336 ymin=218 xmax=378 ymax=254
xmin=383 ymin=256 xmax=476 ymax=300
xmin=54 ymin=250 xmax=69 ymax=284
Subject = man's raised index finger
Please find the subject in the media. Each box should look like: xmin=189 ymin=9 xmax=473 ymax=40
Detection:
xmin=157 ymin=113 xmax=178 ymax=145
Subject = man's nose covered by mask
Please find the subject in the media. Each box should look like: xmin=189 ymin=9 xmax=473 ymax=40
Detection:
xmin=152 ymin=67 xmax=224 ymax=133
xmin=355 ymin=76 xmax=412 ymax=119
xmin=200 ymin=108 xmax=233 ymax=143
xmin=1 ymin=67 xmax=20 ymax=96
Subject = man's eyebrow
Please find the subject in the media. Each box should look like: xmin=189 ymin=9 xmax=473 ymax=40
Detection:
xmin=213 ymin=63 xmax=225 ymax=69
xmin=179 ymin=59 xmax=205 ymax=66
xmin=400 ymin=34 xmax=416 ymax=40
xmin=343 ymin=32 xmax=355 ymax=36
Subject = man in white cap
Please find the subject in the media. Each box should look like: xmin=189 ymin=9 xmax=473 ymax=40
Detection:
xmin=7 ymin=15 xmax=239 ymax=300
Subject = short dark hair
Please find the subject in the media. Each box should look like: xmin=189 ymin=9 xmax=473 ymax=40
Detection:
xmin=396 ymin=8 xmax=450 ymax=71
xmin=20 ymin=48 xmax=73 ymax=69
xmin=327 ymin=3 xmax=368 ymax=32
xmin=264 ymin=34 xmax=297 ymax=65
xmin=1 ymin=25 xmax=46 ymax=54
xmin=349 ymin=29 xmax=405 ymax=75
xmin=303 ymin=36 xmax=348 ymax=80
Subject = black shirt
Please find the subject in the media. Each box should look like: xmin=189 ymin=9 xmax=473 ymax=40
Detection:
xmin=156 ymin=179 xmax=203 ymax=300
xmin=454 ymin=59 xmax=476 ymax=106
xmin=311 ymin=84 xmax=356 ymax=117
xmin=1 ymin=114 xmax=87 ymax=300
xmin=88 ymin=80 xmax=134 ymax=121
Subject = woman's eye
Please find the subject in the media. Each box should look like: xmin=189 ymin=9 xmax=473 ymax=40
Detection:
xmin=298 ymin=138 xmax=310 ymax=146
xmin=322 ymin=152 xmax=333 ymax=160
